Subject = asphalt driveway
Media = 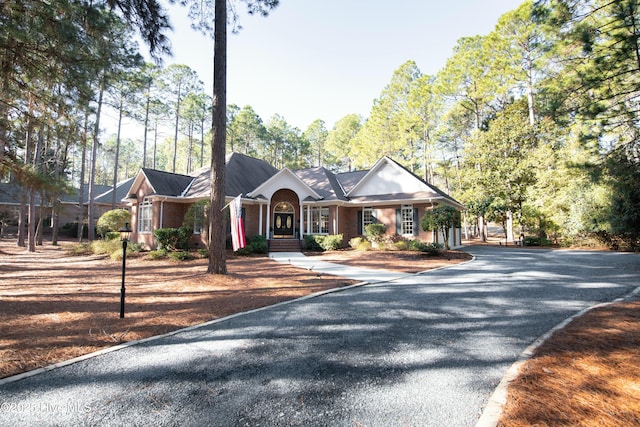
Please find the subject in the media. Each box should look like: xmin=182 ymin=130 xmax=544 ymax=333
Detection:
xmin=1 ymin=246 xmax=638 ymax=426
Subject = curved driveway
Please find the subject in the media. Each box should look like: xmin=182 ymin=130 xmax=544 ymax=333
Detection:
xmin=1 ymin=246 xmax=638 ymax=426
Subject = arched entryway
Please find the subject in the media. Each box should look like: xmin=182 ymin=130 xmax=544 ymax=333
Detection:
xmin=273 ymin=201 xmax=294 ymax=238
xmin=270 ymin=189 xmax=300 ymax=239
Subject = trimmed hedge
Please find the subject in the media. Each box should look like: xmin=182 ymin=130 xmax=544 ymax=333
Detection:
xmin=235 ymin=235 xmax=269 ymax=255
xmin=304 ymin=234 xmax=343 ymax=251
xmin=154 ymin=227 xmax=192 ymax=251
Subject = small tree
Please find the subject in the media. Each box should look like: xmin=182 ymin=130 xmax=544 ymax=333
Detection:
xmin=96 ymin=209 xmax=130 ymax=239
xmin=421 ymin=205 xmax=460 ymax=250
xmin=364 ymin=223 xmax=386 ymax=247
xmin=183 ymin=199 xmax=210 ymax=246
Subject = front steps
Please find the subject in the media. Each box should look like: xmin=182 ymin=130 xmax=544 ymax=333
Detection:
xmin=269 ymin=239 xmax=301 ymax=252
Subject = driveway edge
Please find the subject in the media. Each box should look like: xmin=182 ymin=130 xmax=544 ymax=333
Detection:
xmin=0 ymin=254 xmax=476 ymax=387
xmin=475 ymin=284 xmax=640 ymax=427
xmin=0 ymin=280 xmax=371 ymax=387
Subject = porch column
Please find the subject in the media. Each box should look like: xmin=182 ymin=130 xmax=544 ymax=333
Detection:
xmin=299 ymin=203 xmax=304 ymax=240
xmin=306 ymin=205 xmax=311 ymax=235
xmin=335 ymin=205 xmax=339 ymax=235
xmin=266 ymin=201 xmax=271 ymax=239
xmin=258 ymin=203 xmax=263 ymax=236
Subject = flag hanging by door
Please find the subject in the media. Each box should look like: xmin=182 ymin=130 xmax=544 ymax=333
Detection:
xmin=229 ymin=195 xmax=246 ymax=251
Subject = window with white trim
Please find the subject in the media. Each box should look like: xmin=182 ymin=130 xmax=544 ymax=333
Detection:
xmin=311 ymin=207 xmax=329 ymax=234
xmin=363 ymin=207 xmax=374 ymax=229
xmin=138 ymin=199 xmax=152 ymax=233
xmin=401 ymin=204 xmax=414 ymax=236
xmin=193 ymin=204 xmax=204 ymax=234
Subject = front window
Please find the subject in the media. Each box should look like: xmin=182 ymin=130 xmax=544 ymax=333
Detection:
xmin=138 ymin=199 xmax=152 ymax=233
xmin=401 ymin=204 xmax=413 ymax=236
xmin=311 ymin=207 xmax=329 ymax=234
xmin=193 ymin=205 xmax=204 ymax=234
xmin=363 ymin=207 xmax=375 ymax=229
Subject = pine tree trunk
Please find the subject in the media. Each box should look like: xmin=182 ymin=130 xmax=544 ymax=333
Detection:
xmin=143 ymin=82 xmax=151 ymax=168
xmin=208 ymin=0 xmax=228 ymax=275
xmin=172 ymin=82 xmax=182 ymax=174
xmin=17 ymin=106 xmax=34 ymax=247
xmin=77 ymin=112 xmax=88 ymax=242
xmin=28 ymin=129 xmax=43 ymax=252
xmin=88 ymin=79 xmax=105 ymax=241
xmin=112 ymin=98 xmax=123 ymax=209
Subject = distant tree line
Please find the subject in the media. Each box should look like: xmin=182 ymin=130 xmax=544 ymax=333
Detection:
xmin=2 ymin=0 xmax=639 ymax=250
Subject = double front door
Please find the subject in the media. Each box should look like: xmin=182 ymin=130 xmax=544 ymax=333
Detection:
xmin=273 ymin=212 xmax=294 ymax=237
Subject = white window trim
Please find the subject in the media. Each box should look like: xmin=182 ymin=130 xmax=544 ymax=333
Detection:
xmin=138 ymin=199 xmax=153 ymax=234
xmin=193 ymin=204 xmax=204 ymax=235
xmin=401 ymin=204 xmax=414 ymax=236
xmin=363 ymin=206 xmax=374 ymax=230
xmin=310 ymin=206 xmax=329 ymax=235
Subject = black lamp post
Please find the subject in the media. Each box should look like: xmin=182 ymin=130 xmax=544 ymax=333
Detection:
xmin=119 ymin=222 xmax=132 ymax=318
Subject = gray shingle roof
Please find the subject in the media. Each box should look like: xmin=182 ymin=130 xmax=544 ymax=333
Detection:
xmin=226 ymin=153 xmax=279 ymax=196
xmin=295 ymin=167 xmax=348 ymax=201
xmin=184 ymin=153 xmax=278 ymax=198
xmin=0 ymin=183 xmax=26 ymax=204
xmin=141 ymin=169 xmax=194 ymax=197
xmin=336 ymin=170 xmax=368 ymax=194
xmin=94 ymin=178 xmax=135 ymax=205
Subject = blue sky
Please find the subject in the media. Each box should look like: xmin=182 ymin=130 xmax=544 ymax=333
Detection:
xmin=112 ymin=1 xmax=524 ymax=136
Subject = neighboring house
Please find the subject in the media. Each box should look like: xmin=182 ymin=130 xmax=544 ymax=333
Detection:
xmin=125 ymin=153 xmax=463 ymax=251
xmin=0 ymin=182 xmax=113 ymax=234
xmin=93 ymin=178 xmax=135 ymax=218
xmin=0 ymin=179 xmax=133 ymax=237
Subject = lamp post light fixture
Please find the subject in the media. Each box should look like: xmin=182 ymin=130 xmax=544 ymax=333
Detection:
xmin=119 ymin=222 xmax=132 ymax=318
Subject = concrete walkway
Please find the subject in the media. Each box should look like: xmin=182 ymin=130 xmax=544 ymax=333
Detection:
xmin=269 ymin=251 xmax=410 ymax=283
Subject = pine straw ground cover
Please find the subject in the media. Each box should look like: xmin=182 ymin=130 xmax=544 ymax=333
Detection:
xmin=2 ymin=241 xmax=639 ymax=426
xmin=499 ymin=299 xmax=640 ymax=426
xmin=0 ymin=239 xmax=469 ymax=379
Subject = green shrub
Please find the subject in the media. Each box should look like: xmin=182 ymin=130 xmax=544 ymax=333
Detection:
xmin=96 ymin=209 xmax=130 ymax=238
xmin=406 ymin=240 xmax=442 ymax=255
xmin=198 ymin=248 xmax=209 ymax=258
xmin=235 ymin=235 xmax=269 ymax=256
xmin=394 ymin=240 xmax=408 ymax=250
xmin=350 ymin=237 xmax=373 ymax=251
xmin=90 ymin=239 xmax=121 ymax=255
xmin=303 ymin=234 xmax=343 ymax=251
xmin=168 ymin=251 xmax=191 ymax=261
xmin=105 ymin=231 xmax=120 ymax=241
xmin=304 ymin=234 xmax=324 ymax=251
xmin=349 ymin=237 xmax=363 ymax=249
xmin=523 ymin=236 xmax=553 ymax=246
xmin=364 ymin=223 xmax=386 ymax=244
xmin=235 ymin=245 xmax=252 ymax=255
xmin=154 ymin=227 xmax=192 ymax=251
xmin=248 ymin=234 xmax=269 ymax=254
xmin=182 ymin=200 xmax=209 ymax=235
xmin=66 ymin=243 xmax=92 ymax=256
xmin=128 ymin=242 xmax=144 ymax=252
xmin=421 ymin=242 xmax=443 ymax=255
xmin=356 ymin=239 xmax=372 ymax=251
xmin=304 ymin=234 xmax=343 ymax=252
xmin=321 ymin=234 xmax=343 ymax=250
xmin=147 ymin=249 xmax=168 ymax=260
